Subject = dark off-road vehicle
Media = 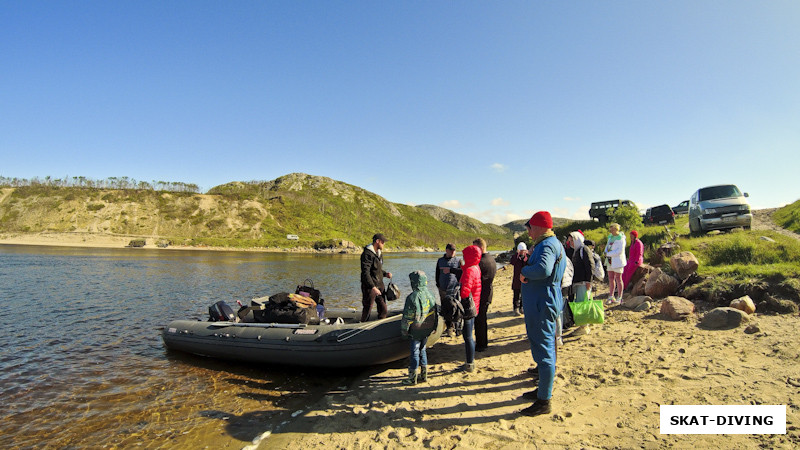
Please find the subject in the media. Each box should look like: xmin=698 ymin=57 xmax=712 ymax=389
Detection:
xmin=589 ymin=199 xmax=635 ymax=224
xmin=643 ymin=204 xmax=675 ymax=225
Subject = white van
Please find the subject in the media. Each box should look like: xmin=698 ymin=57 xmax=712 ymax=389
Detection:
xmin=688 ymin=184 xmax=752 ymax=234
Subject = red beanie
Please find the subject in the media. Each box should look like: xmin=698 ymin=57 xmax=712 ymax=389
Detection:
xmin=630 ymin=230 xmax=639 ymax=238
xmin=527 ymin=211 xmax=553 ymax=229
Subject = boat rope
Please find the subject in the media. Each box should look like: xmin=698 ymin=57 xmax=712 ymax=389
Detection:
xmin=336 ymin=315 xmax=396 ymax=342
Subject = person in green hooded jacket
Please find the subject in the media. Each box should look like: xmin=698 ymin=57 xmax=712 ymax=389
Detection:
xmin=400 ymin=270 xmax=437 ymax=385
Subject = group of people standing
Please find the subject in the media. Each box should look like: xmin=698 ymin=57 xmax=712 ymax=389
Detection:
xmin=358 ymin=215 xmax=646 ymax=418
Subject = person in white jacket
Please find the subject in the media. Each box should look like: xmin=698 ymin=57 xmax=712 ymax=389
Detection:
xmin=604 ymin=223 xmax=627 ymax=305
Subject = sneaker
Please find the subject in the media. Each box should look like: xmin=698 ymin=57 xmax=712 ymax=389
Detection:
xmin=572 ymin=325 xmax=590 ymax=336
xmin=513 ymin=308 xmax=522 ymax=316
xmin=527 ymin=366 xmax=538 ymax=377
xmin=475 ymin=346 xmax=488 ymax=352
xmin=460 ymin=363 xmax=475 ymax=373
xmin=556 ymin=337 xmax=564 ymax=348
xmin=519 ymin=399 xmax=552 ymax=416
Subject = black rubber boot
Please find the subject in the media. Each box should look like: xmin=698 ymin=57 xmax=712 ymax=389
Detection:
xmin=520 ymin=399 xmax=552 ymax=416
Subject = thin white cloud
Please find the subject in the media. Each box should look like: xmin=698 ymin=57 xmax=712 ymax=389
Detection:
xmin=491 ymin=197 xmax=509 ymax=206
xmin=439 ymin=200 xmax=462 ymax=209
xmin=563 ymin=196 xmax=581 ymax=202
xmin=490 ymin=163 xmax=506 ymax=173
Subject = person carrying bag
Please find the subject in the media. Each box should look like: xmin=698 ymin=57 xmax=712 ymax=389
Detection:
xmin=569 ymin=290 xmax=604 ymax=326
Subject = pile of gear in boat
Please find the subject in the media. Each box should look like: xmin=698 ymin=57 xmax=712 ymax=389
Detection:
xmin=208 ymin=279 xmax=327 ymax=325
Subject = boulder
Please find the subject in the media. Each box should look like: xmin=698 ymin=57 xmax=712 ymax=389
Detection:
xmin=632 ymin=277 xmax=648 ymax=296
xmin=730 ymin=295 xmax=756 ymax=315
xmin=701 ymin=307 xmax=750 ymax=329
xmin=660 ymin=296 xmax=695 ymax=320
xmin=634 ymin=301 xmax=651 ymax=312
xmin=628 ymin=264 xmax=653 ymax=290
xmin=669 ymin=252 xmax=699 ymax=280
xmin=645 ymin=268 xmax=680 ymax=299
xmin=622 ymin=295 xmax=652 ymax=310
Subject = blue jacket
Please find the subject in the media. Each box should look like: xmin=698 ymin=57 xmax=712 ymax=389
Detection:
xmin=520 ymin=235 xmax=566 ymax=315
xmin=435 ymin=254 xmax=462 ymax=292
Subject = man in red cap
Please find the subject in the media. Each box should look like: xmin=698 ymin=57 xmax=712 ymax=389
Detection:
xmin=518 ymin=211 xmax=566 ymax=416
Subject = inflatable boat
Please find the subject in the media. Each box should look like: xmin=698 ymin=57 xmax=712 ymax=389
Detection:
xmin=162 ymin=307 xmax=445 ymax=368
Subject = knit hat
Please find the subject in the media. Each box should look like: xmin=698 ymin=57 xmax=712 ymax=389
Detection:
xmin=527 ymin=211 xmax=553 ymax=229
xmin=630 ymin=230 xmax=639 ymax=238
xmin=517 ymin=242 xmax=527 ymax=251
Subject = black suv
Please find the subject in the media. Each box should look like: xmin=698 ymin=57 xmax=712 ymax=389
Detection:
xmin=643 ymin=204 xmax=675 ymax=225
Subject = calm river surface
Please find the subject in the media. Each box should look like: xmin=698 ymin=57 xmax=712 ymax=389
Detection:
xmin=0 ymin=244 xmax=444 ymax=448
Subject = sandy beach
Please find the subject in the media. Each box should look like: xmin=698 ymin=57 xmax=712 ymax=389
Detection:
xmin=3 ymin=234 xmax=797 ymax=448
xmin=255 ymin=268 xmax=799 ymax=449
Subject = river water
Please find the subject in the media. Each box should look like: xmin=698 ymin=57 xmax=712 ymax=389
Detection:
xmin=0 ymin=244 xmax=445 ymax=448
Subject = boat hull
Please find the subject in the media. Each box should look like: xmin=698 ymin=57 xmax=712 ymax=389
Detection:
xmin=162 ymin=311 xmax=444 ymax=368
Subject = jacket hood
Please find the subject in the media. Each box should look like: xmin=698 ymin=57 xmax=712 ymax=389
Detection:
xmin=365 ymin=243 xmax=381 ymax=258
xmin=409 ymin=270 xmax=428 ymax=291
xmin=570 ymin=231 xmax=584 ymax=252
xmin=462 ymin=245 xmax=482 ymax=267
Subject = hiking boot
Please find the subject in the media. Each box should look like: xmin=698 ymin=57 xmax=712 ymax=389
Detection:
xmin=527 ymin=366 xmax=539 ymax=376
xmin=402 ymin=371 xmax=418 ymax=385
xmin=521 ymin=389 xmax=538 ymax=400
xmin=519 ymin=399 xmax=552 ymax=416
xmin=419 ymin=366 xmax=428 ymax=383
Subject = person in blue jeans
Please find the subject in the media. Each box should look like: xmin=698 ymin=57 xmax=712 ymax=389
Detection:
xmin=458 ymin=245 xmax=482 ymax=373
xmin=400 ymin=270 xmax=437 ymax=385
xmin=519 ymin=211 xmax=566 ymax=416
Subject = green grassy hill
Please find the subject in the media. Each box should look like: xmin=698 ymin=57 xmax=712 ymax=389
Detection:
xmin=0 ymin=173 xmax=513 ymax=250
xmin=774 ymin=200 xmax=800 ymax=234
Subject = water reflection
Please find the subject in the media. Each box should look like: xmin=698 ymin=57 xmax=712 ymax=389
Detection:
xmin=0 ymin=244 xmax=442 ymax=447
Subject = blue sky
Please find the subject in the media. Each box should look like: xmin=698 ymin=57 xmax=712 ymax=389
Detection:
xmin=2 ymin=1 xmax=799 ymax=224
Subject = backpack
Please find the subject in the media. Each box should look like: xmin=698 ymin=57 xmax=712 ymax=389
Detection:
xmin=440 ymin=285 xmax=464 ymax=335
xmin=409 ymin=300 xmax=439 ymax=340
xmin=592 ymin=252 xmax=605 ymax=281
xmin=561 ymin=257 xmax=574 ymax=288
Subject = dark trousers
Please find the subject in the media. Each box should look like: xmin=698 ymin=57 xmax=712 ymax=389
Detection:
xmin=475 ymin=297 xmax=490 ymax=349
xmin=361 ymin=287 xmax=387 ymax=322
xmin=512 ymin=288 xmax=522 ymax=310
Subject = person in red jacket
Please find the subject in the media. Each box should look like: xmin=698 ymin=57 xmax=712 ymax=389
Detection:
xmin=459 ymin=244 xmax=482 ymax=373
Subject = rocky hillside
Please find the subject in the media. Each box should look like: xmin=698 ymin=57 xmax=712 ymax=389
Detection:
xmin=0 ymin=174 xmax=514 ymax=249
xmin=416 ymin=204 xmax=510 ymax=237
xmin=503 ymin=216 xmax=574 ymax=233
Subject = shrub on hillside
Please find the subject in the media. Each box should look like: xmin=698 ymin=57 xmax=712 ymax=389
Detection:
xmin=605 ymin=205 xmax=643 ymax=233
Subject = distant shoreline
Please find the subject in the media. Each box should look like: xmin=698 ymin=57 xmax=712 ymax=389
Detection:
xmin=0 ymin=232 xmax=449 ymax=254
